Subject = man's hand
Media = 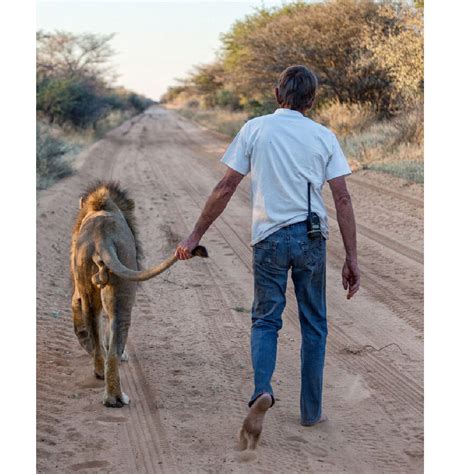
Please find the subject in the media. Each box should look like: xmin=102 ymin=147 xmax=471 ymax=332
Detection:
xmin=342 ymin=258 xmax=360 ymax=299
xmin=175 ymin=167 xmax=244 ymax=261
xmin=175 ymin=234 xmax=200 ymax=260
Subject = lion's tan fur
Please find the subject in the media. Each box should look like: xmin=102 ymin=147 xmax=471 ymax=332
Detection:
xmin=70 ymin=181 xmax=141 ymax=407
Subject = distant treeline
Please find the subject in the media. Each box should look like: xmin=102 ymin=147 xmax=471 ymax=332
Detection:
xmin=36 ymin=30 xmax=154 ymax=189
xmin=37 ymin=30 xmax=154 ymax=129
xmin=161 ymin=0 xmax=423 ymax=117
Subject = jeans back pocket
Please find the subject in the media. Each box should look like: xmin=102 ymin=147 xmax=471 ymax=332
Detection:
xmin=253 ymin=239 xmax=279 ymax=268
xmin=297 ymin=238 xmax=326 ymax=269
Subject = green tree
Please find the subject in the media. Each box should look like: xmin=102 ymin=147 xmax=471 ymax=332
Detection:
xmin=36 ymin=30 xmax=116 ymax=84
xmin=37 ymin=77 xmax=108 ymax=127
xmin=165 ymin=0 xmax=424 ymax=115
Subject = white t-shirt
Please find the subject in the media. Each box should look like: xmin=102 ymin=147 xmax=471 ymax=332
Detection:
xmin=221 ymin=108 xmax=351 ymax=246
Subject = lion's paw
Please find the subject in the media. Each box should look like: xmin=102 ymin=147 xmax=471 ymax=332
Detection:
xmin=103 ymin=392 xmax=130 ymax=408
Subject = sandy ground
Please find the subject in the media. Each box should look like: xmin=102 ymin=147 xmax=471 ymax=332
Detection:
xmin=37 ymin=106 xmax=423 ymax=473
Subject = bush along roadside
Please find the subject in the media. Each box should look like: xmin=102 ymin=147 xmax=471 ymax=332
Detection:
xmin=36 ymin=124 xmax=75 ymax=190
xmin=162 ymin=0 xmax=423 ymax=184
xmin=36 ymin=30 xmax=154 ymax=189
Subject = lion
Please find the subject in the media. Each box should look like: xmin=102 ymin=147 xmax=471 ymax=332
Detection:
xmin=70 ymin=181 xmax=207 ymax=407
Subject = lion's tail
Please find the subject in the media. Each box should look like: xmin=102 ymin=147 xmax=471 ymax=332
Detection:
xmin=97 ymin=244 xmax=208 ymax=282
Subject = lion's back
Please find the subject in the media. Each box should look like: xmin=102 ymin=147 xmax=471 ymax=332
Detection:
xmin=72 ymin=211 xmax=138 ymax=281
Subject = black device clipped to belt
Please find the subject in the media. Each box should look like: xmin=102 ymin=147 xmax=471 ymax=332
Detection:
xmin=307 ymin=182 xmax=322 ymax=240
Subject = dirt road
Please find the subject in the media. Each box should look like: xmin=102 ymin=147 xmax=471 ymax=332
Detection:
xmin=37 ymin=106 xmax=423 ymax=473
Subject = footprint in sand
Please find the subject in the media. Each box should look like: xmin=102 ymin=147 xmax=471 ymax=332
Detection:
xmin=69 ymin=460 xmax=110 ymax=471
xmin=287 ymin=435 xmax=309 ymax=444
xmin=96 ymin=415 xmax=128 ymax=425
xmin=77 ymin=377 xmax=103 ymax=390
xmin=235 ymin=450 xmax=258 ymax=463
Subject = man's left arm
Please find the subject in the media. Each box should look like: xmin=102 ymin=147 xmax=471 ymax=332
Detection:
xmin=328 ymin=176 xmax=360 ymax=299
xmin=175 ymin=167 xmax=245 ymax=260
xmin=326 ymin=132 xmax=359 ymax=299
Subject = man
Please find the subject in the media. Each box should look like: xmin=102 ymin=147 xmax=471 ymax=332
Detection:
xmin=175 ymin=65 xmax=360 ymax=449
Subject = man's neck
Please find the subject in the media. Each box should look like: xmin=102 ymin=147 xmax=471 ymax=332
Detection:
xmin=279 ymin=105 xmax=308 ymax=115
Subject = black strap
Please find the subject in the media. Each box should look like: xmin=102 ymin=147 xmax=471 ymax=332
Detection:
xmin=307 ymin=182 xmax=312 ymax=218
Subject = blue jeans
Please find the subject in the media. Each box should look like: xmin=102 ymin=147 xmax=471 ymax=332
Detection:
xmin=249 ymin=220 xmax=327 ymax=426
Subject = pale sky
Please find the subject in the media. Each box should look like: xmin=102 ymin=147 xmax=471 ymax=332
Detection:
xmin=37 ymin=1 xmax=289 ymax=100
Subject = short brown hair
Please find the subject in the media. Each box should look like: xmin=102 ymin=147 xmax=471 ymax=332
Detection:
xmin=277 ymin=65 xmax=318 ymax=111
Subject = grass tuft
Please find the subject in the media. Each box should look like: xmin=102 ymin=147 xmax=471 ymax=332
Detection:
xmin=368 ymin=160 xmax=424 ymax=183
xmin=175 ymin=107 xmax=248 ymax=138
xmin=314 ymin=100 xmax=378 ymax=137
xmin=36 ymin=124 xmax=76 ymax=190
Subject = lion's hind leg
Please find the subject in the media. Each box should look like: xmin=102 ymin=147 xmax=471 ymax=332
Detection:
xmin=72 ymin=288 xmax=105 ymax=379
xmin=102 ymin=316 xmax=131 ymax=407
xmin=101 ymin=285 xmax=134 ymax=408
xmin=87 ymin=292 xmax=105 ymax=380
xmin=72 ymin=293 xmax=94 ymax=355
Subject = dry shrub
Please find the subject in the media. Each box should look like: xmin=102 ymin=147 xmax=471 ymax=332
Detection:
xmin=338 ymin=114 xmax=423 ymax=183
xmin=392 ymin=106 xmax=424 ymax=145
xmin=341 ymin=121 xmax=396 ymax=161
xmin=314 ymin=100 xmax=377 ymax=137
xmin=37 ymin=124 xmax=75 ymax=189
xmin=93 ymin=109 xmax=135 ymax=138
xmin=176 ymin=107 xmax=248 ymax=138
xmin=362 ymin=5 xmax=423 ymax=110
xmin=186 ymin=99 xmax=200 ymax=109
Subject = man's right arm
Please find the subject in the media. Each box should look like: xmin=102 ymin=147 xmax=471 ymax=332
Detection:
xmin=328 ymin=176 xmax=360 ymax=299
xmin=175 ymin=167 xmax=244 ymax=260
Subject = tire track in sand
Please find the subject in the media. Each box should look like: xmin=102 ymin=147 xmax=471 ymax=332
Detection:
xmin=107 ymin=123 xmax=178 ymax=474
xmin=348 ymin=175 xmax=423 ymax=208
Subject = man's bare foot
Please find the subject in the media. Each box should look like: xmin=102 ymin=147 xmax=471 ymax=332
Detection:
xmin=239 ymin=393 xmax=273 ymax=451
xmin=301 ymin=413 xmax=328 ymax=427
